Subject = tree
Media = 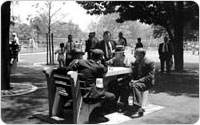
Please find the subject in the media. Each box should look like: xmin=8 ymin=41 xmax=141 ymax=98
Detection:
xmin=30 ymin=1 xmax=67 ymax=64
xmin=88 ymin=13 xmax=153 ymax=43
xmin=1 ymin=1 xmax=11 ymax=90
xmin=77 ymin=1 xmax=199 ymax=71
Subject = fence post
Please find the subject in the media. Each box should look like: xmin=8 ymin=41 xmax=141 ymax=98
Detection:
xmin=51 ymin=33 xmax=54 ymax=64
xmin=48 ymin=33 xmax=52 ymax=64
xmin=46 ymin=33 xmax=49 ymax=65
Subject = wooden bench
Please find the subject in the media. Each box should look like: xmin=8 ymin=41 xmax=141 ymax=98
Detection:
xmin=43 ymin=68 xmax=100 ymax=124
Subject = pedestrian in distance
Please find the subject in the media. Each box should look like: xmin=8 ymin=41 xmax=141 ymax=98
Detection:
xmin=117 ymin=32 xmax=127 ymax=47
xmin=135 ymin=37 xmax=143 ymax=50
xmin=55 ymin=43 xmax=65 ymax=68
xmin=65 ymin=34 xmax=75 ymax=66
xmin=158 ymin=36 xmax=173 ymax=73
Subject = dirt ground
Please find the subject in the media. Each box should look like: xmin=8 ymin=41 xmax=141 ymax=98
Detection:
xmin=1 ymin=50 xmax=199 ymax=124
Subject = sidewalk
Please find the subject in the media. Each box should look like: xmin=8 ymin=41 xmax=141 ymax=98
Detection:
xmin=1 ymin=51 xmax=199 ymax=124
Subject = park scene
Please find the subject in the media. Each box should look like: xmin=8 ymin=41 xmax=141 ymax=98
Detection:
xmin=1 ymin=1 xmax=199 ymax=124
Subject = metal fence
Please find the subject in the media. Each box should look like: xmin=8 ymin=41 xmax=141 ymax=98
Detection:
xmin=19 ymin=38 xmax=198 ymax=53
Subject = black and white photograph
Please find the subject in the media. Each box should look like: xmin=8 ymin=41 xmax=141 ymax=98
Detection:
xmin=1 ymin=1 xmax=199 ymax=124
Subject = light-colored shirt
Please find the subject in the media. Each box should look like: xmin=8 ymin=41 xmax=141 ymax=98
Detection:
xmin=162 ymin=43 xmax=168 ymax=52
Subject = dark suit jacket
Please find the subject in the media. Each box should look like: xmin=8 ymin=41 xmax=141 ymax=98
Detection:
xmin=65 ymin=59 xmax=108 ymax=103
xmin=85 ymin=38 xmax=98 ymax=52
xmin=158 ymin=43 xmax=173 ymax=59
xmin=135 ymin=42 xmax=143 ymax=49
xmin=68 ymin=59 xmax=107 ymax=86
xmin=96 ymin=40 xmax=116 ymax=61
xmin=130 ymin=58 xmax=155 ymax=89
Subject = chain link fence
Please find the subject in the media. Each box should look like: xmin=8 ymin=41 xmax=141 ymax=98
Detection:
xmin=19 ymin=38 xmax=198 ymax=54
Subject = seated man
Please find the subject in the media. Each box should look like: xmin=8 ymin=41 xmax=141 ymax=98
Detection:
xmin=129 ymin=48 xmax=155 ymax=117
xmin=106 ymin=45 xmax=130 ymax=112
xmin=55 ymin=49 xmax=115 ymax=123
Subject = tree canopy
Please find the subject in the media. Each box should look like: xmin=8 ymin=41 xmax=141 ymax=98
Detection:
xmin=77 ymin=1 xmax=199 ymax=71
xmin=78 ymin=1 xmax=198 ymax=41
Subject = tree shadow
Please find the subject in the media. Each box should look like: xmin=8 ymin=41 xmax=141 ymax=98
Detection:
xmin=151 ymin=62 xmax=199 ymax=98
xmin=10 ymin=65 xmax=46 ymax=84
xmin=1 ymin=89 xmax=49 ymax=124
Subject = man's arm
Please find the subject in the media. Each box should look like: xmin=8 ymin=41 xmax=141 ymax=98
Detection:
xmin=137 ymin=61 xmax=155 ymax=84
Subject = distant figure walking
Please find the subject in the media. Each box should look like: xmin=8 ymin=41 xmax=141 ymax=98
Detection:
xmin=135 ymin=38 xmax=143 ymax=49
xmin=158 ymin=36 xmax=173 ymax=73
xmin=55 ymin=43 xmax=65 ymax=68
xmin=117 ymin=32 xmax=127 ymax=47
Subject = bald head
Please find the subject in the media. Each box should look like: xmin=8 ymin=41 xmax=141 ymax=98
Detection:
xmin=134 ymin=48 xmax=146 ymax=61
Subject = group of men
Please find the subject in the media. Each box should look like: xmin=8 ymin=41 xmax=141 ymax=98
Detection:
xmin=54 ymin=31 xmax=156 ymax=123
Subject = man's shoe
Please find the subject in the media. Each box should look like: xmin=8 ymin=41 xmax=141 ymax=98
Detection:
xmin=89 ymin=116 xmax=109 ymax=123
xmin=130 ymin=107 xmax=145 ymax=118
xmin=138 ymin=108 xmax=145 ymax=117
xmin=118 ymin=108 xmax=126 ymax=113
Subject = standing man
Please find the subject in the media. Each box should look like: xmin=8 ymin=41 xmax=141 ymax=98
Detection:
xmin=65 ymin=34 xmax=75 ymax=66
xmin=96 ymin=31 xmax=117 ymax=61
xmin=129 ymin=48 xmax=155 ymax=117
xmin=85 ymin=32 xmax=99 ymax=59
xmin=12 ymin=33 xmax=20 ymax=45
xmin=135 ymin=37 xmax=143 ymax=49
xmin=158 ymin=36 xmax=173 ymax=73
xmin=12 ymin=33 xmax=21 ymax=61
xmin=117 ymin=32 xmax=127 ymax=47
xmin=106 ymin=45 xmax=130 ymax=113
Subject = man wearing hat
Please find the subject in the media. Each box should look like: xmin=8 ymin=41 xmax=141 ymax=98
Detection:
xmin=106 ymin=45 xmax=128 ymax=66
xmin=54 ymin=49 xmax=115 ymax=123
xmin=106 ymin=45 xmax=130 ymax=113
xmin=128 ymin=48 xmax=155 ymax=117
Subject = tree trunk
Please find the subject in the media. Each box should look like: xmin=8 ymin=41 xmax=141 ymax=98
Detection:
xmin=174 ymin=2 xmax=184 ymax=71
xmin=1 ymin=1 xmax=11 ymax=90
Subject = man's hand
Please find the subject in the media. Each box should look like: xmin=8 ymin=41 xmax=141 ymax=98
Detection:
xmin=129 ymin=80 xmax=139 ymax=87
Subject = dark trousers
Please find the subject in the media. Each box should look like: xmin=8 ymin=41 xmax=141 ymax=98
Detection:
xmin=130 ymin=82 xmax=147 ymax=107
xmin=107 ymin=78 xmax=129 ymax=107
xmin=87 ymin=51 xmax=92 ymax=59
xmin=160 ymin=54 xmax=171 ymax=73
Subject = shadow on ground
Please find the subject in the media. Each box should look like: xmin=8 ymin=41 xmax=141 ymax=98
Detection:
xmin=1 ymin=88 xmax=48 ymax=124
xmin=151 ymin=62 xmax=199 ymax=98
xmin=10 ymin=65 xmax=46 ymax=87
